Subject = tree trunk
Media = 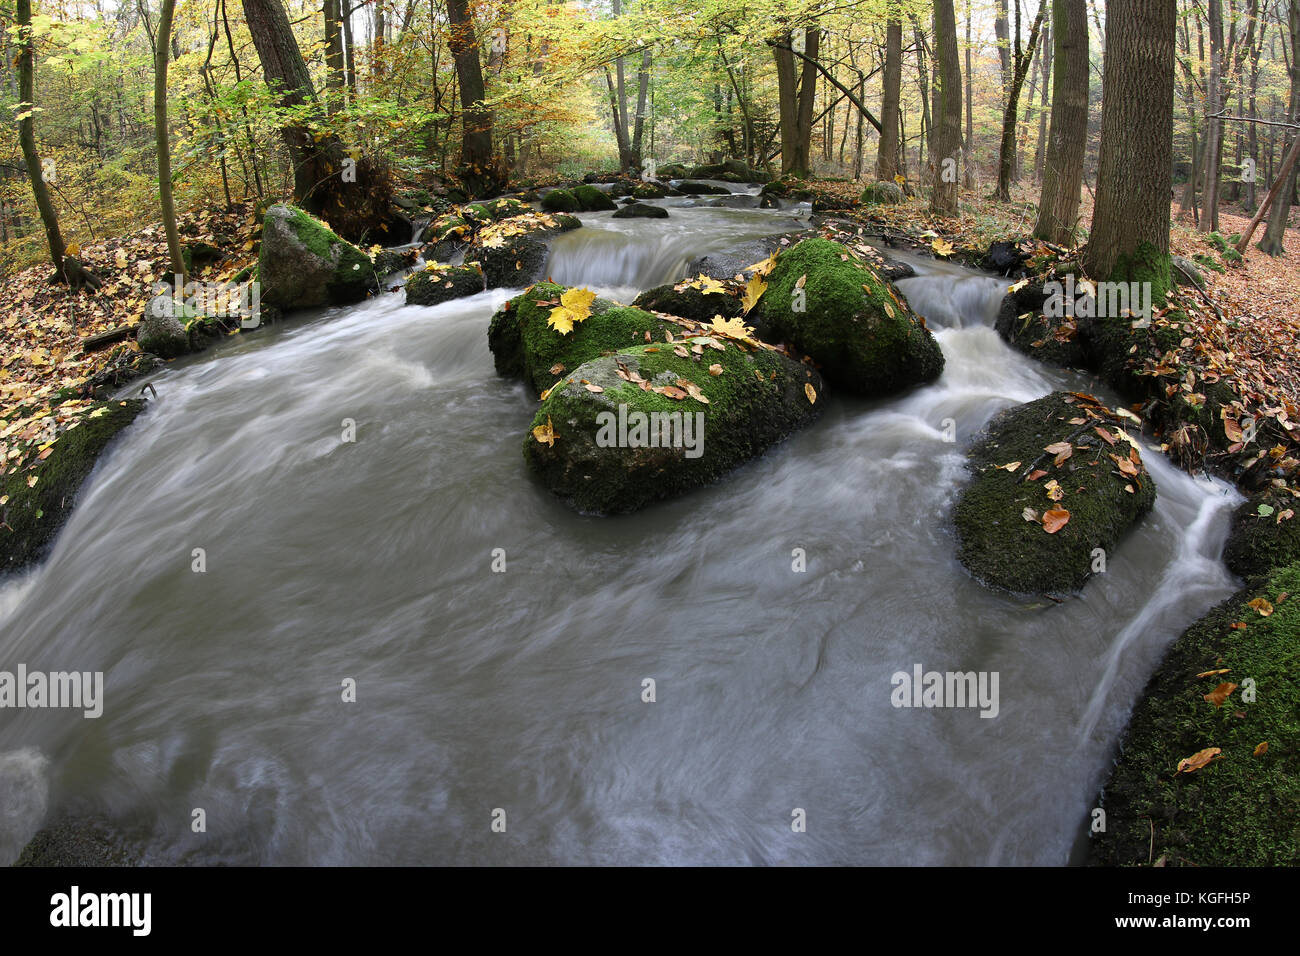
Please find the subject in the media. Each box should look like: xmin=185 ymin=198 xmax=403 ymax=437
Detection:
xmin=447 ymin=0 xmax=500 ymax=195
xmin=930 ymin=0 xmax=962 ymax=215
xmin=631 ymin=49 xmax=651 ymax=168
xmin=875 ymin=15 xmax=901 ymax=181
xmin=995 ymin=0 xmax=1047 ymax=201
xmin=1034 ymin=0 xmax=1088 ymax=244
xmin=1083 ymin=0 xmax=1176 ymax=295
xmin=1260 ymin=0 xmax=1300 ymax=255
xmin=1199 ymin=0 xmax=1225 ymax=232
xmin=773 ymin=26 xmax=820 ymax=177
xmin=155 ymin=0 xmax=184 ymax=280
xmin=15 ymin=0 xmax=65 ymax=276
xmin=324 ymin=0 xmax=345 ymax=109
xmin=1032 ymin=15 xmax=1053 ymax=183
xmin=964 ymin=1 xmax=975 ymax=187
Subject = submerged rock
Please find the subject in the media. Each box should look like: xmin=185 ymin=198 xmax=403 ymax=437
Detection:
xmin=258 ymin=204 xmax=375 ymax=312
xmin=753 ymin=237 xmax=944 ymax=395
xmin=488 ymin=282 xmax=669 ymax=393
xmin=953 ymin=391 xmax=1157 ymax=594
xmin=676 ymin=182 xmax=731 ymax=196
xmin=0 ymin=400 xmax=147 ymax=572
xmin=524 ymin=335 xmax=824 ymax=514
xmin=404 ymin=263 xmax=485 ymax=306
xmin=1089 ymin=561 xmax=1300 ymax=866
xmin=612 ymin=201 xmax=669 ymax=219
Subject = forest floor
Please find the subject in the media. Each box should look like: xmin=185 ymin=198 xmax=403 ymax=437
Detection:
xmin=2 ymin=184 xmax=1298 ymax=497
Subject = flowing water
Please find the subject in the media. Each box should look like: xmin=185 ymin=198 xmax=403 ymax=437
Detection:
xmin=0 ymin=198 xmax=1241 ymax=865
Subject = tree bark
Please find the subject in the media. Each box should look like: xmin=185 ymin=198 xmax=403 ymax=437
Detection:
xmin=995 ymin=0 xmax=1047 ymax=201
xmin=1082 ymin=0 xmax=1177 ymax=295
xmin=1034 ymin=0 xmax=1088 ymax=244
xmin=447 ymin=0 xmax=500 ymax=195
xmin=930 ymin=0 xmax=962 ymax=215
xmin=877 ymin=15 xmax=903 ymax=181
xmin=1260 ymin=0 xmax=1300 ymax=255
xmin=15 ymin=0 xmax=65 ymax=275
xmin=155 ymin=0 xmax=184 ymax=280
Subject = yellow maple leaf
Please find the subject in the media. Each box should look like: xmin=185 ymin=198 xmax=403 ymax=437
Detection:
xmin=745 ymin=254 xmax=778 ymax=277
xmin=547 ymin=287 xmax=596 ymax=335
xmin=708 ymin=315 xmax=755 ymax=342
xmin=741 ymin=273 xmax=767 ymax=314
xmin=893 ymin=174 xmax=905 ymax=185
xmin=931 ymin=238 xmax=955 ymax=257
xmin=804 ymin=383 xmax=817 ymax=404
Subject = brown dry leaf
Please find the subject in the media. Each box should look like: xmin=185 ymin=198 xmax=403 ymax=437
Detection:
xmin=531 ymin=416 xmax=556 ymax=447
xmin=1001 ymin=461 xmax=1022 ymax=472
xmin=549 ymin=363 xmax=565 ymax=375
xmin=1247 ymin=597 xmax=1274 ymax=617
xmin=1094 ymin=427 xmax=1117 ymax=446
xmin=1044 ymin=441 xmax=1073 ymax=466
xmin=1022 ymin=507 xmax=1039 ymax=522
xmin=1196 ymin=668 xmax=1231 ymax=678
xmin=1027 ymin=469 xmax=1048 ymax=481
xmin=1203 ymin=682 xmax=1238 ymax=708
xmin=804 ymin=383 xmax=817 ymax=404
xmin=1254 ymin=742 xmax=1269 ymax=756
xmin=1176 ymin=747 xmax=1222 ymax=774
xmin=583 ymin=383 xmax=604 ymax=393
xmin=1042 ymin=508 xmax=1070 ymax=533
xmin=660 ymin=385 xmax=688 ymax=400
xmin=708 ymin=364 xmax=723 ymax=376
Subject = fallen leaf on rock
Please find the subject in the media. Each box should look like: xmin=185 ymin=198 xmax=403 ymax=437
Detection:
xmin=1045 ymin=441 xmax=1073 ymax=466
xmin=1176 ymin=747 xmax=1222 ymax=774
xmin=1203 ymin=682 xmax=1238 ymax=708
xmin=1247 ymin=597 xmax=1274 ymax=617
xmin=805 ymin=383 xmax=817 ymax=404
xmin=1254 ymin=742 xmax=1269 ymax=756
xmin=1042 ymin=508 xmax=1070 ymax=533
xmin=1001 ymin=461 xmax=1022 ymax=472
xmin=532 ymin=416 xmax=556 ymax=446
xmin=1196 ymin=668 xmax=1231 ymax=678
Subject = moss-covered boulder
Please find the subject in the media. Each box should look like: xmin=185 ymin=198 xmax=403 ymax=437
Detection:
xmin=541 ymin=189 xmax=581 ymax=213
xmin=404 ymin=263 xmax=485 ymax=306
xmin=524 ymin=337 xmax=824 ymax=513
xmin=467 ymin=212 xmax=581 ymax=289
xmin=488 ymin=282 xmax=671 ymax=393
xmin=1 ymin=400 xmax=146 ymax=572
xmin=612 ymin=201 xmax=669 ymax=219
xmin=137 ymin=297 xmax=194 ymax=358
xmin=1222 ymin=490 xmax=1300 ymax=578
xmin=677 ymin=182 xmax=731 ymax=196
xmin=632 ymin=182 xmax=667 ymax=200
xmin=994 ymin=281 xmax=1088 ymax=369
xmin=754 ymin=237 xmax=944 ymax=395
xmin=258 ymin=204 xmax=374 ymax=311
xmin=632 ymin=283 xmax=745 ymax=324
xmin=482 ymin=197 xmax=533 ymax=219
xmin=953 ymin=391 xmax=1158 ymax=594
xmin=572 ymin=184 xmax=617 ymax=211
xmin=1089 ymin=563 xmax=1300 ymax=866
xmin=859 ymin=180 xmax=905 ymax=205
xmin=657 ymin=162 xmax=690 ymax=179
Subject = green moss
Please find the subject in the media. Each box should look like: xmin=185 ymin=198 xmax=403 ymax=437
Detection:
xmin=488 ymin=282 xmax=669 ymax=393
xmin=483 ymin=197 xmax=532 ymax=219
xmin=954 ymin=392 xmax=1158 ymax=594
xmin=541 ymin=189 xmax=580 ymax=213
xmin=404 ymin=264 xmax=484 ymax=306
xmin=524 ymin=339 xmax=824 ymax=513
xmin=756 ymin=237 xmax=944 ymax=395
xmin=264 ymin=204 xmax=374 ymax=304
xmin=1090 ymin=563 xmax=1300 ymax=866
xmin=1106 ymin=240 xmax=1171 ymax=304
xmin=1223 ymin=490 xmax=1300 ymax=578
xmin=1 ymin=400 xmax=146 ymax=572
xmin=572 ymin=184 xmax=617 ymax=211
xmin=859 ymin=181 xmax=904 ymax=205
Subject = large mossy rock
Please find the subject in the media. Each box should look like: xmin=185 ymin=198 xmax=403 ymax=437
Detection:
xmin=1 ymin=400 xmax=146 ymax=572
xmin=632 ymin=284 xmax=745 ymax=324
xmin=488 ymin=282 xmax=669 ymax=393
xmin=258 ymin=204 xmax=374 ymax=311
xmin=859 ymin=180 xmax=905 ymax=205
xmin=676 ymin=182 xmax=731 ymax=196
xmin=612 ymin=201 xmax=669 ymax=219
xmin=137 ymin=297 xmax=195 ymax=358
xmin=953 ymin=391 xmax=1157 ymax=594
xmin=1222 ymin=489 xmax=1300 ymax=578
xmin=404 ymin=264 xmax=485 ymax=306
xmin=1089 ymin=562 xmax=1300 ymax=866
xmin=524 ymin=338 xmax=824 ymax=514
xmin=572 ymin=184 xmax=617 ymax=211
xmin=754 ymin=237 xmax=944 ymax=395
xmin=466 ymin=213 xmax=581 ymax=289
xmin=993 ymin=280 xmax=1088 ymax=369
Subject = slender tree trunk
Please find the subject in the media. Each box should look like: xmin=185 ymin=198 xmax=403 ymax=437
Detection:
xmin=1200 ymin=0 xmax=1225 ymax=231
xmin=1083 ymin=0 xmax=1176 ymax=295
xmin=1260 ymin=0 xmax=1300 ymax=254
xmin=155 ymin=0 xmax=184 ymax=280
xmin=15 ymin=0 xmax=64 ymax=275
xmin=447 ymin=0 xmax=499 ymax=195
xmin=1032 ymin=16 xmax=1053 ymax=183
xmin=964 ymin=1 xmax=974 ymax=187
xmin=324 ymin=0 xmax=345 ymax=110
xmin=995 ymin=0 xmax=1047 ymax=201
xmin=930 ymin=0 xmax=962 ymax=214
xmin=1034 ymin=0 xmax=1088 ymax=245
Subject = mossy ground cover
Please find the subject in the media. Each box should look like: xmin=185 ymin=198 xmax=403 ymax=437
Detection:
xmin=954 ymin=392 xmax=1157 ymax=594
xmin=1090 ymin=563 xmax=1300 ymax=866
xmin=1 ymin=399 xmax=145 ymax=571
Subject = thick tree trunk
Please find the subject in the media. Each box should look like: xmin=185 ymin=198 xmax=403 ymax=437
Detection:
xmin=1033 ymin=0 xmax=1088 ymax=244
xmin=447 ymin=0 xmax=500 ymax=195
xmin=930 ymin=0 xmax=962 ymax=215
xmin=155 ymin=0 xmax=184 ymax=280
xmin=324 ymin=0 xmax=345 ymax=109
xmin=1082 ymin=0 xmax=1176 ymax=295
xmin=773 ymin=26 xmax=820 ymax=177
xmin=15 ymin=0 xmax=65 ymax=275
xmin=876 ymin=16 xmax=902 ymax=181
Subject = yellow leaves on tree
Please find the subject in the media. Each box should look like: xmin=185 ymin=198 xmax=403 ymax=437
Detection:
xmin=547 ymin=287 xmax=596 ymax=335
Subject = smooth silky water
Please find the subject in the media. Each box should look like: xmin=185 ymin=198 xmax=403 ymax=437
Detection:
xmin=0 ymin=199 xmax=1241 ymax=865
